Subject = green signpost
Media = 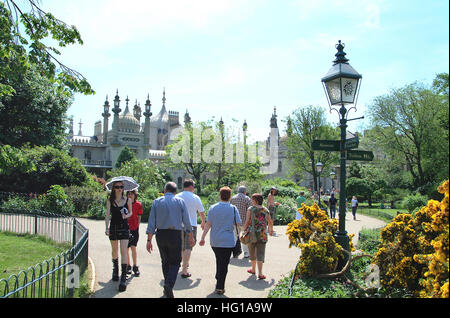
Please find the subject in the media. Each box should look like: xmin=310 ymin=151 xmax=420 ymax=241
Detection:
xmin=312 ymin=138 xmax=373 ymax=161
xmin=346 ymin=150 xmax=374 ymax=161
xmin=344 ymin=136 xmax=359 ymax=150
xmin=312 ymin=140 xmax=340 ymax=151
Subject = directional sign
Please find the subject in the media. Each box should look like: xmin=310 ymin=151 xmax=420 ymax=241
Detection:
xmin=312 ymin=140 xmax=340 ymax=151
xmin=344 ymin=136 xmax=359 ymax=150
xmin=346 ymin=150 xmax=374 ymax=161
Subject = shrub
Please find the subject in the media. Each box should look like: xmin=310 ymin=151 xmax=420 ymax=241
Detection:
xmin=374 ymin=180 xmax=449 ymax=298
xmin=64 ymin=186 xmax=106 ymax=216
xmin=401 ymin=193 xmax=429 ymax=213
xmin=286 ymin=203 xmax=354 ymax=278
xmin=271 ymin=196 xmax=297 ymax=225
xmin=39 ymin=185 xmax=74 ymax=215
xmin=140 ymin=187 xmax=162 ymax=222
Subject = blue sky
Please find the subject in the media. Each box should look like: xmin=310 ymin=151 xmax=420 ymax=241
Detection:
xmin=41 ymin=0 xmax=449 ymax=142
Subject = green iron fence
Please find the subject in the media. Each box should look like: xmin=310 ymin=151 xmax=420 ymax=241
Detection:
xmin=0 ymin=207 xmax=89 ymax=298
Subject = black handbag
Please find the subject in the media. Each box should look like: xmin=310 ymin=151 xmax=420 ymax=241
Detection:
xmin=232 ymin=207 xmax=242 ymax=257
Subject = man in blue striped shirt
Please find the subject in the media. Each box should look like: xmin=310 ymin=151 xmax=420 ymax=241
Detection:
xmin=146 ymin=182 xmax=194 ymax=298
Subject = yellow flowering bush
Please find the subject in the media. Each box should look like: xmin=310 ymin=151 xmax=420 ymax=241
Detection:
xmin=374 ymin=180 xmax=449 ymax=298
xmin=287 ymin=203 xmax=355 ymax=278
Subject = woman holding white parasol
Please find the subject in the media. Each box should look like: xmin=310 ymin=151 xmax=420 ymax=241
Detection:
xmin=105 ymin=176 xmax=139 ymax=292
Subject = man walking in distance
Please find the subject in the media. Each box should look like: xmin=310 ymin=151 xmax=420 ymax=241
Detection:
xmin=146 ymin=182 xmax=194 ymax=298
xmin=230 ymin=186 xmax=252 ymax=258
xmin=176 ymin=179 xmax=206 ymax=278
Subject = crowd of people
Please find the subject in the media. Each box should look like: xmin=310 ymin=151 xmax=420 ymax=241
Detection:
xmin=104 ymin=178 xmax=275 ymax=298
xmin=104 ymin=176 xmax=359 ymax=297
xmin=295 ymin=189 xmax=358 ymax=221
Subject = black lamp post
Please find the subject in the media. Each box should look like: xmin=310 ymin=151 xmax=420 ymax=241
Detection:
xmin=321 ymin=40 xmax=362 ymax=257
xmin=316 ymin=160 xmax=323 ymax=206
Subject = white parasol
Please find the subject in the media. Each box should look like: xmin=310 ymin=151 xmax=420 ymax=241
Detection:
xmin=105 ymin=176 xmax=139 ymax=192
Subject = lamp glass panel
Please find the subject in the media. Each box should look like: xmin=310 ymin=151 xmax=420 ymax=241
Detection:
xmin=340 ymin=77 xmax=359 ymax=104
xmin=325 ymin=78 xmax=342 ymax=105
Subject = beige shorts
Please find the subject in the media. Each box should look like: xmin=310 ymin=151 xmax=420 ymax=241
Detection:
xmin=182 ymin=226 xmax=197 ymax=251
xmin=248 ymin=241 xmax=266 ymax=262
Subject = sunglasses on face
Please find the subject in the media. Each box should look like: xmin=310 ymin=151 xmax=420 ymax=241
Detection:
xmin=114 ymin=185 xmax=124 ymax=189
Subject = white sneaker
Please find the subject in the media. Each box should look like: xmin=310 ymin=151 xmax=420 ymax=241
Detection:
xmin=244 ymin=252 xmax=249 ymax=258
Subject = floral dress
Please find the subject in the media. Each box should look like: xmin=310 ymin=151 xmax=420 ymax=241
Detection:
xmin=250 ymin=206 xmax=269 ymax=243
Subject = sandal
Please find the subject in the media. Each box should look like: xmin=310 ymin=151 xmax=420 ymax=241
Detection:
xmin=247 ymin=269 xmax=256 ymax=275
xmin=181 ymin=272 xmax=192 ymax=278
xmin=258 ymin=275 xmax=266 ymax=280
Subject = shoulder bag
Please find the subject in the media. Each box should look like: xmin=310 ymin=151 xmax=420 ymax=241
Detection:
xmin=240 ymin=207 xmax=257 ymax=245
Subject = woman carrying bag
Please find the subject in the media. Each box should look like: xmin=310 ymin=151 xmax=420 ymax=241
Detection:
xmin=199 ymin=187 xmax=241 ymax=295
xmin=242 ymin=193 xmax=274 ymax=280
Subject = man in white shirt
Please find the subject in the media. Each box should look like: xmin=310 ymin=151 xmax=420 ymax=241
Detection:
xmin=176 ymin=179 xmax=206 ymax=278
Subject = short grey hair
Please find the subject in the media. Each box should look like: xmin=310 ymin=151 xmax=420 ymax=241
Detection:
xmin=238 ymin=186 xmax=246 ymax=194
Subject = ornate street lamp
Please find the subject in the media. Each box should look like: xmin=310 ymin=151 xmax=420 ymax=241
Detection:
xmin=322 ymin=40 xmax=362 ymax=258
xmin=330 ymin=171 xmax=336 ymax=190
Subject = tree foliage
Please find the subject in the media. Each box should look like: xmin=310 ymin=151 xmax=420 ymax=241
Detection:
xmin=115 ymin=146 xmax=136 ymax=169
xmin=0 ymin=0 xmax=94 ymax=97
xmin=0 ymin=144 xmax=90 ymax=193
xmin=284 ymin=105 xmax=339 ymax=191
xmin=367 ymin=76 xmax=449 ymax=194
xmin=0 ymin=64 xmax=72 ymax=148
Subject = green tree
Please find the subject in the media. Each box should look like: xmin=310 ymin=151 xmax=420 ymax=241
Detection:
xmin=0 ymin=145 xmax=90 ymax=193
xmin=0 ymin=64 xmax=73 ymax=148
xmin=164 ymin=121 xmax=211 ymax=194
xmin=368 ymin=78 xmax=449 ymax=193
xmin=0 ymin=0 xmax=93 ymax=97
xmin=115 ymin=146 xmax=136 ymax=169
xmin=108 ymin=159 xmax=166 ymax=192
xmin=284 ymin=105 xmax=339 ymax=192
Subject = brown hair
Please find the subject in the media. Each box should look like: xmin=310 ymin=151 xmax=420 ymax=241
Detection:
xmin=183 ymin=179 xmax=195 ymax=188
xmin=252 ymin=193 xmax=264 ymax=205
xmin=219 ymin=187 xmax=232 ymax=201
xmin=109 ymin=181 xmax=124 ymax=206
xmin=127 ymin=190 xmax=138 ymax=203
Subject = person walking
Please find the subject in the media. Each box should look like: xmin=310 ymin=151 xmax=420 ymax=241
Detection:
xmin=176 ymin=179 xmax=206 ymax=278
xmin=243 ymin=193 xmax=274 ymax=280
xmin=230 ymin=186 xmax=252 ymax=258
xmin=267 ymin=187 xmax=280 ymax=234
xmin=105 ymin=180 xmax=133 ymax=292
xmin=329 ymin=193 xmax=338 ymax=219
xmin=351 ymin=196 xmax=359 ymax=221
xmin=126 ymin=189 xmax=143 ymax=277
xmin=295 ymin=191 xmax=306 ymax=220
xmin=199 ymin=187 xmax=241 ymax=295
xmin=146 ymin=182 xmax=194 ymax=298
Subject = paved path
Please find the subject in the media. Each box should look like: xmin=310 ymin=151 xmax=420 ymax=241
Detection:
xmin=81 ymin=213 xmax=386 ymax=298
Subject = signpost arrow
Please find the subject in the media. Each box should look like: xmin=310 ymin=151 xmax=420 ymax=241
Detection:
xmin=346 ymin=150 xmax=374 ymax=161
xmin=312 ymin=140 xmax=340 ymax=152
xmin=344 ymin=136 xmax=359 ymax=150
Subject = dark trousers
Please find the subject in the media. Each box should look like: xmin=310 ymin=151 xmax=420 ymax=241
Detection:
xmin=156 ymin=229 xmax=182 ymax=289
xmin=212 ymin=247 xmax=233 ymax=290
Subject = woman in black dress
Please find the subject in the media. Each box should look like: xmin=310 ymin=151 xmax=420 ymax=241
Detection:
xmin=105 ymin=181 xmax=133 ymax=292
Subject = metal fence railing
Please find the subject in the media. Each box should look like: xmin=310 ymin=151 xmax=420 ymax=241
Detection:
xmin=0 ymin=207 xmax=89 ymax=298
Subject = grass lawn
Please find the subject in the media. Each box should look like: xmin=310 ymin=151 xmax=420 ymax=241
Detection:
xmin=357 ymin=205 xmax=409 ymax=222
xmin=0 ymin=232 xmax=71 ymax=282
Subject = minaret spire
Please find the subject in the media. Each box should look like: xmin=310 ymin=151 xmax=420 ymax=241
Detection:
xmin=162 ymin=88 xmax=166 ymax=109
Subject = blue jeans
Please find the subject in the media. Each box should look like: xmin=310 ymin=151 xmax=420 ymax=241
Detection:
xmin=330 ymin=206 xmax=336 ymax=218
